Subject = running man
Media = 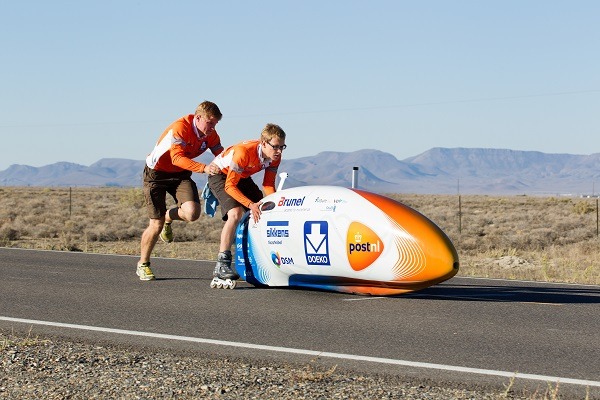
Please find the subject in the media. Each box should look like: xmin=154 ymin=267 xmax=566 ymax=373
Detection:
xmin=137 ymin=101 xmax=224 ymax=281
xmin=207 ymin=123 xmax=287 ymax=285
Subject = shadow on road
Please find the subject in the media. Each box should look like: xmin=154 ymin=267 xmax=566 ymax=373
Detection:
xmin=405 ymin=281 xmax=600 ymax=304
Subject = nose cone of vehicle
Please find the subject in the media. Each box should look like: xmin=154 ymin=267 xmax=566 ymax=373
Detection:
xmin=354 ymin=189 xmax=459 ymax=290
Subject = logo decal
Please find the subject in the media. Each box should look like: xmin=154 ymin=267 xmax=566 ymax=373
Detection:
xmin=304 ymin=221 xmax=330 ymax=265
xmin=270 ymin=251 xmax=294 ymax=267
xmin=266 ymin=221 xmax=289 ymax=238
xmin=278 ymin=196 xmax=306 ymax=207
xmin=271 ymin=251 xmax=281 ymax=267
xmin=346 ymin=222 xmax=384 ymax=271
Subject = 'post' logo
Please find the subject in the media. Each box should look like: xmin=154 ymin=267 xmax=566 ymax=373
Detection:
xmin=346 ymin=222 xmax=384 ymax=271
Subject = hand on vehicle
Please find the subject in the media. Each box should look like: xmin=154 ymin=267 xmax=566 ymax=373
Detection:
xmin=249 ymin=202 xmax=262 ymax=222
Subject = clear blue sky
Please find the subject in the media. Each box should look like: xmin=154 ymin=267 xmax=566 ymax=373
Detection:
xmin=1 ymin=1 xmax=599 ymax=171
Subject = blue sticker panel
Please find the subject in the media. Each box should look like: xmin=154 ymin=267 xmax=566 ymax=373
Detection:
xmin=303 ymin=221 xmax=330 ymax=266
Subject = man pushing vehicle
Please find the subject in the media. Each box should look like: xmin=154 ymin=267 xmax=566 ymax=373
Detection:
xmin=207 ymin=123 xmax=287 ymax=289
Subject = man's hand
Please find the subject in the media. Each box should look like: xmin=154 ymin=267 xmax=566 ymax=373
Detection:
xmin=249 ymin=201 xmax=262 ymax=223
xmin=205 ymin=163 xmax=220 ymax=175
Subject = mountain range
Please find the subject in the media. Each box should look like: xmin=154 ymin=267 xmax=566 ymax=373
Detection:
xmin=2 ymin=148 xmax=600 ymax=195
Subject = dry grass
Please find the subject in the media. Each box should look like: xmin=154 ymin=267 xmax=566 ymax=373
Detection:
xmin=1 ymin=187 xmax=599 ymax=285
xmin=389 ymin=193 xmax=600 ymax=285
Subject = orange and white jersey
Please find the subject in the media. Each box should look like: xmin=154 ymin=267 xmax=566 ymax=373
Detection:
xmin=212 ymin=140 xmax=280 ymax=207
xmin=146 ymin=114 xmax=223 ymax=173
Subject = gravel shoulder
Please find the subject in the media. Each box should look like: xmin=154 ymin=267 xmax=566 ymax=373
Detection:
xmin=1 ymin=330 xmax=549 ymax=399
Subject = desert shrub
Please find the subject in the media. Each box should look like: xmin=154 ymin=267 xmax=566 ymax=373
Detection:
xmin=85 ymin=226 xmax=119 ymax=242
xmin=29 ymin=223 xmax=59 ymax=238
xmin=118 ymin=188 xmax=145 ymax=209
xmin=572 ymin=200 xmax=596 ymax=215
xmin=453 ymin=236 xmax=473 ymax=251
xmin=123 ymin=226 xmax=142 ymax=239
xmin=544 ymin=196 xmax=571 ymax=205
xmin=0 ymin=224 xmax=20 ymax=240
xmin=63 ymin=218 xmax=87 ymax=236
xmin=0 ymin=211 xmax=18 ymax=223
xmin=526 ymin=228 xmax=558 ymax=250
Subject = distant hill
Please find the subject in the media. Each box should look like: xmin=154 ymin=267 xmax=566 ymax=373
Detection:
xmin=2 ymin=148 xmax=600 ymax=195
xmin=0 ymin=159 xmax=146 ymax=187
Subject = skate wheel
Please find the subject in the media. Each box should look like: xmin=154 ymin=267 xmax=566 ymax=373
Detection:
xmin=216 ymin=281 xmax=223 ymax=289
xmin=225 ymin=279 xmax=236 ymax=289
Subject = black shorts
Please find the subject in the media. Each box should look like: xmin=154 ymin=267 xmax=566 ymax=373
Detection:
xmin=208 ymin=173 xmax=264 ymax=221
xmin=142 ymin=166 xmax=200 ymax=219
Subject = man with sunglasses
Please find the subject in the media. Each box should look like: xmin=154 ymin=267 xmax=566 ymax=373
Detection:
xmin=207 ymin=123 xmax=287 ymax=287
xmin=136 ymin=101 xmax=224 ymax=281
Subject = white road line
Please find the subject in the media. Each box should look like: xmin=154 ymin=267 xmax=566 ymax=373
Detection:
xmin=1 ymin=315 xmax=599 ymax=388
xmin=0 ymin=246 xmax=212 ymax=263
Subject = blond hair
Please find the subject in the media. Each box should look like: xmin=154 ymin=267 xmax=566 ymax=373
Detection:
xmin=260 ymin=123 xmax=286 ymax=142
xmin=195 ymin=101 xmax=222 ymax=121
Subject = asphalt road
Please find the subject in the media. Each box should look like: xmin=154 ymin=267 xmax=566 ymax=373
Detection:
xmin=1 ymin=247 xmax=599 ymax=396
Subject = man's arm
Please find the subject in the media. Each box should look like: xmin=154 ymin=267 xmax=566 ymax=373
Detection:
xmin=262 ymin=166 xmax=278 ymax=195
xmin=170 ymin=144 xmax=209 ymax=173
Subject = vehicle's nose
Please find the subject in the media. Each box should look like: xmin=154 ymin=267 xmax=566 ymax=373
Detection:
xmin=355 ymin=189 xmax=459 ymax=284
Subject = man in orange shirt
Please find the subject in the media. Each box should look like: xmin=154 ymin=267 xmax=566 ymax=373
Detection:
xmin=207 ymin=123 xmax=287 ymax=287
xmin=136 ymin=101 xmax=224 ymax=281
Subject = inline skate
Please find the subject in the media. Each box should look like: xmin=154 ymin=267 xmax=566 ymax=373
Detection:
xmin=210 ymin=251 xmax=239 ymax=289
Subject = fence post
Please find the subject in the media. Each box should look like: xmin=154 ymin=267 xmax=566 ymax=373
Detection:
xmin=69 ymin=187 xmax=72 ymax=218
xmin=458 ymin=195 xmax=462 ymax=235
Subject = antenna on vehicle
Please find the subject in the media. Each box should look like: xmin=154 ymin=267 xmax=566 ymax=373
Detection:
xmin=277 ymin=172 xmax=288 ymax=191
xmin=351 ymin=166 xmax=359 ymax=189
